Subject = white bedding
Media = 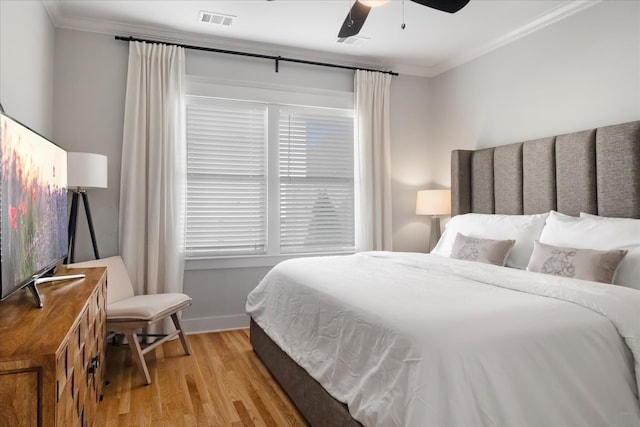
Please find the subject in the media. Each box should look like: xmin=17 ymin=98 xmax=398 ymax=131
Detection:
xmin=246 ymin=252 xmax=640 ymax=427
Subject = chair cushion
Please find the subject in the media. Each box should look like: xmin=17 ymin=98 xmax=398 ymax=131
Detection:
xmin=66 ymin=256 xmax=135 ymax=304
xmin=107 ymin=293 xmax=192 ymax=321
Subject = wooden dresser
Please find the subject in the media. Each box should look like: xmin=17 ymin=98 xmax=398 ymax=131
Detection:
xmin=0 ymin=266 xmax=107 ymax=427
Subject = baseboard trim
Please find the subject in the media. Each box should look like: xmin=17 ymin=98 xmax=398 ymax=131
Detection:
xmin=182 ymin=314 xmax=250 ymax=334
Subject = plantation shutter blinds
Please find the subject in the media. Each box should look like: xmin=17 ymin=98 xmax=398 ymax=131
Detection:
xmin=279 ymin=108 xmax=355 ymax=253
xmin=186 ymin=99 xmax=267 ymax=256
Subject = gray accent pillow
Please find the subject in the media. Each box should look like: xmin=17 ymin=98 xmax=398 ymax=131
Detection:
xmin=450 ymin=233 xmax=515 ymax=266
xmin=526 ymin=240 xmax=628 ymax=284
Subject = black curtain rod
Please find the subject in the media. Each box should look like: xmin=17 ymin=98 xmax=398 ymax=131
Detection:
xmin=115 ymin=35 xmax=398 ymax=76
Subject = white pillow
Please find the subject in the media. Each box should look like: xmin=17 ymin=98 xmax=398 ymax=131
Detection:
xmin=580 ymin=212 xmax=639 ymax=222
xmin=538 ymin=211 xmax=640 ymax=289
xmin=431 ymin=212 xmax=549 ymax=269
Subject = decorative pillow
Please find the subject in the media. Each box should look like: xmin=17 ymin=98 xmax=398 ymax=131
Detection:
xmin=450 ymin=233 xmax=515 ymax=266
xmin=538 ymin=211 xmax=640 ymax=289
xmin=527 ymin=240 xmax=627 ymax=284
xmin=431 ymin=212 xmax=548 ymax=269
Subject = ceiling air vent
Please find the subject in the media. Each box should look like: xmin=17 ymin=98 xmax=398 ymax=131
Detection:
xmin=337 ymin=36 xmax=369 ymax=45
xmin=198 ymin=11 xmax=235 ymax=26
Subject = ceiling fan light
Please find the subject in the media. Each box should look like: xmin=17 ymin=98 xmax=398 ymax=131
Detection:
xmin=357 ymin=0 xmax=390 ymax=8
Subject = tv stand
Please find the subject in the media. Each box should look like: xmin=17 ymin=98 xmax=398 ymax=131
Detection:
xmin=26 ymin=283 xmax=43 ymax=309
xmin=28 ymin=274 xmax=86 ymax=308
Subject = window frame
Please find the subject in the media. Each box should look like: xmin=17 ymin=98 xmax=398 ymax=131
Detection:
xmin=184 ymin=77 xmax=355 ymax=270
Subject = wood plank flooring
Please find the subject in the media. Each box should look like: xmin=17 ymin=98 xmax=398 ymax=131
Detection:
xmin=95 ymin=329 xmax=308 ymax=426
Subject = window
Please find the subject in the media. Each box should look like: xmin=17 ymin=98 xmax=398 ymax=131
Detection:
xmin=185 ymin=96 xmax=354 ymax=259
xmin=279 ymin=108 xmax=354 ymax=253
xmin=186 ymin=99 xmax=267 ymax=256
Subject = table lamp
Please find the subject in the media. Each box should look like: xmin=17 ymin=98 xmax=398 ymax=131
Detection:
xmin=416 ymin=189 xmax=451 ymax=252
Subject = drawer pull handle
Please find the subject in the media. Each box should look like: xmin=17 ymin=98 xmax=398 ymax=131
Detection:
xmin=87 ymin=355 xmax=99 ymax=374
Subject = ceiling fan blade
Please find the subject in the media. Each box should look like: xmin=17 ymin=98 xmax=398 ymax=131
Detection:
xmin=338 ymin=2 xmax=371 ymax=38
xmin=410 ymin=0 xmax=470 ymax=13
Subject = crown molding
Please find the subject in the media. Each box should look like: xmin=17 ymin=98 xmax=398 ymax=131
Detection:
xmin=42 ymin=1 xmax=398 ymax=76
xmin=42 ymin=0 xmax=601 ymax=79
xmin=41 ymin=0 xmax=61 ymax=25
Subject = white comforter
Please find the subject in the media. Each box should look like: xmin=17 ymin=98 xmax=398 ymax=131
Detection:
xmin=246 ymin=252 xmax=640 ymax=427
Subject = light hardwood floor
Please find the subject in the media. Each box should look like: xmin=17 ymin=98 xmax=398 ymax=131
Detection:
xmin=95 ymin=329 xmax=308 ymax=426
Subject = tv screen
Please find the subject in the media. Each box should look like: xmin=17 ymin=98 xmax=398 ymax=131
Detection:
xmin=0 ymin=112 xmax=68 ymax=302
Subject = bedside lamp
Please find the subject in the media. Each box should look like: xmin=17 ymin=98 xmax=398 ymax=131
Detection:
xmin=67 ymin=152 xmax=108 ymax=263
xmin=416 ymin=189 xmax=451 ymax=252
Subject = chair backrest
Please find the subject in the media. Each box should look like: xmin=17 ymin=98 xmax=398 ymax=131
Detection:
xmin=66 ymin=256 xmax=135 ymax=304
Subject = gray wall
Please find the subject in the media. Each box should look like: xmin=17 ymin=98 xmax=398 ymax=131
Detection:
xmin=53 ymin=30 xmax=127 ymax=264
xmin=0 ymin=0 xmax=55 ymax=137
xmin=2 ymin=0 xmax=638 ymax=331
xmin=389 ymin=75 xmax=432 ymax=253
xmin=427 ymin=0 xmax=640 ymax=187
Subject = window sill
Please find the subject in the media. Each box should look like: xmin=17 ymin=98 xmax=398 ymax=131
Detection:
xmin=185 ymin=251 xmax=354 ymax=271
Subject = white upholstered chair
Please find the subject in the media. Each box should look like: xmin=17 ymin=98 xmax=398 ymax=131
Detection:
xmin=67 ymin=256 xmax=192 ymax=385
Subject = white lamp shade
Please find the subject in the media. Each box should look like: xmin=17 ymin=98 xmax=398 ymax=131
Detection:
xmin=67 ymin=152 xmax=108 ymax=189
xmin=416 ymin=189 xmax=451 ymax=215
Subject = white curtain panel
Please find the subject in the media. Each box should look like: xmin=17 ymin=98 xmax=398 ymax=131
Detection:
xmin=354 ymin=70 xmax=393 ymax=251
xmin=119 ymin=41 xmax=186 ymax=299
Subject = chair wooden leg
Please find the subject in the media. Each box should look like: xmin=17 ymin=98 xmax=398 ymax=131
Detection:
xmin=170 ymin=313 xmax=191 ymax=355
xmin=124 ymin=331 xmax=151 ymax=385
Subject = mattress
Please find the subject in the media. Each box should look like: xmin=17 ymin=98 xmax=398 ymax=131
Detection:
xmin=246 ymin=252 xmax=640 ymax=427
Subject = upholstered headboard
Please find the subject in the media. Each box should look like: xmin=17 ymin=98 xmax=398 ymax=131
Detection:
xmin=451 ymin=120 xmax=640 ymax=219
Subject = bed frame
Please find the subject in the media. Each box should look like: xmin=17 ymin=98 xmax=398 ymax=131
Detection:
xmin=250 ymin=119 xmax=640 ymax=426
xmin=250 ymin=319 xmax=362 ymax=426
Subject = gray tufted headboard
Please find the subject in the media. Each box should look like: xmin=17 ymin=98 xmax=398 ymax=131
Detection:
xmin=451 ymin=120 xmax=640 ymax=219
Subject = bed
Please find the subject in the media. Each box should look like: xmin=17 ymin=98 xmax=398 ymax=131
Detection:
xmin=246 ymin=120 xmax=640 ymax=426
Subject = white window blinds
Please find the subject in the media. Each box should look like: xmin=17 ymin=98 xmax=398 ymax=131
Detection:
xmin=186 ymin=99 xmax=267 ymax=256
xmin=279 ymin=108 xmax=355 ymax=253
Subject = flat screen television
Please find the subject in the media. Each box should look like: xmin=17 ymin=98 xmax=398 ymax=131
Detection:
xmin=0 ymin=112 xmax=70 ymax=306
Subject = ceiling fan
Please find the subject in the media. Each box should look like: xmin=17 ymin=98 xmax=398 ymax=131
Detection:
xmin=338 ymin=0 xmax=471 ymax=38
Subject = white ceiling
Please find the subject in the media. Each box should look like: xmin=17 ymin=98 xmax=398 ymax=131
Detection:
xmin=43 ymin=0 xmax=599 ymax=77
